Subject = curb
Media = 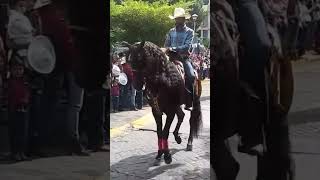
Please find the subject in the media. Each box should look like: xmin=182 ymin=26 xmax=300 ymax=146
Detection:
xmin=110 ymin=112 xmax=153 ymax=138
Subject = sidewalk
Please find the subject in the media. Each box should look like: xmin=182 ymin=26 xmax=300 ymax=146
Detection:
xmin=225 ymin=121 xmax=320 ymax=180
xmin=110 ymin=99 xmax=211 ymax=180
xmin=0 ymin=152 xmax=109 ymax=180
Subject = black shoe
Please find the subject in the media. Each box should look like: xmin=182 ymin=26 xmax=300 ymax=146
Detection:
xmin=11 ymin=153 xmax=22 ymax=162
xmin=20 ymin=153 xmax=32 ymax=161
xmin=91 ymin=146 xmax=110 ymax=152
xmin=71 ymin=150 xmax=90 ymax=156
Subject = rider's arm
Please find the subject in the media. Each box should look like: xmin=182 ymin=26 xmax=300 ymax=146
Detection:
xmin=175 ymin=30 xmax=193 ymax=53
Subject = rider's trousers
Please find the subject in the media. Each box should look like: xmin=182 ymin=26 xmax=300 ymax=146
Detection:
xmin=182 ymin=58 xmax=196 ymax=94
xmin=238 ymin=0 xmax=271 ymax=97
xmin=237 ymin=0 xmax=271 ymax=147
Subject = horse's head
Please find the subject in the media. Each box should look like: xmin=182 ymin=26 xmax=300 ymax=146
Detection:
xmin=121 ymin=41 xmax=147 ymax=71
xmin=121 ymin=41 xmax=147 ymax=90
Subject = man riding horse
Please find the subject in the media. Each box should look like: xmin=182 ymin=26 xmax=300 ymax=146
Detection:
xmin=164 ymin=7 xmax=196 ymax=111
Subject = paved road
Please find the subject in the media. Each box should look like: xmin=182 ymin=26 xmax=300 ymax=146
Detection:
xmin=228 ymin=56 xmax=320 ymax=180
xmin=110 ymin=80 xmax=211 ymax=179
xmin=0 ymin=152 xmax=109 ymax=180
xmin=111 ymin=55 xmax=320 ymax=180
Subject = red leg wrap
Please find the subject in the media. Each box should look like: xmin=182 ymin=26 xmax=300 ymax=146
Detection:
xmin=158 ymin=139 xmax=163 ymax=150
xmin=163 ymin=139 xmax=169 ymax=150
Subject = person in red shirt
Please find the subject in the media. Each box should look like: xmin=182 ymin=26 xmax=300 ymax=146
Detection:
xmin=33 ymin=0 xmax=89 ymax=156
xmin=8 ymin=60 xmax=30 ymax=161
xmin=119 ymin=57 xmax=137 ymax=111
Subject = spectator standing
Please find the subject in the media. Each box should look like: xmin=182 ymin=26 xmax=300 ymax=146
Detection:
xmin=34 ymin=0 xmax=89 ymax=155
xmin=67 ymin=0 xmax=109 ymax=152
xmin=6 ymin=0 xmax=35 ymax=160
xmin=8 ymin=60 xmax=30 ymax=161
xmin=111 ymin=79 xmax=120 ymax=112
xmin=121 ymin=57 xmax=137 ymax=111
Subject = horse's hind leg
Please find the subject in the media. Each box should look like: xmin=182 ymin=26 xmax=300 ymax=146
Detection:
xmin=162 ymin=112 xmax=175 ymax=164
xmin=152 ymin=108 xmax=163 ymax=165
xmin=173 ymin=106 xmax=185 ymax=144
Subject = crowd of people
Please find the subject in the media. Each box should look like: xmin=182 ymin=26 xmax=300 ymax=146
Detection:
xmin=0 ymin=0 xmax=109 ymax=162
xmin=190 ymin=47 xmax=210 ymax=80
xmin=110 ymin=44 xmax=209 ymax=113
xmin=111 ymin=52 xmax=144 ymax=113
xmin=296 ymin=0 xmax=320 ymax=55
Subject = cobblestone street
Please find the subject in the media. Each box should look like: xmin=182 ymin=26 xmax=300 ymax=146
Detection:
xmin=110 ymin=80 xmax=211 ymax=180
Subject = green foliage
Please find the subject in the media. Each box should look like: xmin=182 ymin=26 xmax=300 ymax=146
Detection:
xmin=110 ymin=0 xmax=203 ymax=46
xmin=186 ymin=0 xmax=207 ymax=32
xmin=202 ymin=38 xmax=210 ymax=48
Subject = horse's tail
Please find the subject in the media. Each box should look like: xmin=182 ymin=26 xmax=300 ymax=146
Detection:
xmin=190 ymin=94 xmax=203 ymax=138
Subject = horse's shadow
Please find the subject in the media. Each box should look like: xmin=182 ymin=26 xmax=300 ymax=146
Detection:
xmin=111 ymin=148 xmax=185 ymax=179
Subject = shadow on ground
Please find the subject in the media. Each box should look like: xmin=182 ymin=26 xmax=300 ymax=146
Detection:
xmin=111 ymin=148 xmax=186 ymax=179
xmin=289 ymin=107 xmax=320 ymax=125
xmin=180 ymin=168 xmax=211 ymax=180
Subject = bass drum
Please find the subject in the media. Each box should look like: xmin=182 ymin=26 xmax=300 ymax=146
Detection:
xmin=118 ymin=72 xmax=128 ymax=85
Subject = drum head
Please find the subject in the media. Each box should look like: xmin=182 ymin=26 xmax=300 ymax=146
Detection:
xmin=119 ymin=73 xmax=128 ymax=85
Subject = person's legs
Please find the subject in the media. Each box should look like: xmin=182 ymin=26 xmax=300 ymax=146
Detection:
xmin=183 ymin=59 xmax=196 ymax=91
xmin=136 ymin=90 xmax=143 ymax=109
xmin=114 ymin=96 xmax=119 ymax=111
xmin=130 ymin=85 xmax=137 ymax=110
xmin=40 ymin=72 xmax=64 ymax=147
xmin=86 ymin=90 xmax=107 ymax=151
xmin=16 ymin=110 xmax=29 ymax=160
xmin=65 ymin=72 xmax=87 ymax=155
xmin=8 ymin=111 xmax=19 ymax=160
xmin=28 ymin=81 xmax=44 ymax=155
xmin=238 ymin=0 xmax=271 ymax=151
xmin=111 ymin=96 xmax=116 ymax=112
xmin=182 ymin=59 xmax=196 ymax=108
xmin=119 ymin=84 xmax=128 ymax=110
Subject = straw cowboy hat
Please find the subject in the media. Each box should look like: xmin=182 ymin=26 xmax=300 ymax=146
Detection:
xmin=27 ymin=35 xmax=56 ymax=74
xmin=33 ymin=0 xmax=52 ymax=9
xmin=169 ymin=7 xmax=190 ymax=19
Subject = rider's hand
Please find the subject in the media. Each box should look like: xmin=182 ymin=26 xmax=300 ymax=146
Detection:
xmin=167 ymin=47 xmax=173 ymax=52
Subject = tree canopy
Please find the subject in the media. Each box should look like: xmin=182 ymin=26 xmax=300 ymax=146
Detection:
xmin=110 ymin=0 xmax=207 ymax=46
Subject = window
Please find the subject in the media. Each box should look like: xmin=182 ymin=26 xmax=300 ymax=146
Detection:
xmin=203 ymin=30 xmax=208 ymax=38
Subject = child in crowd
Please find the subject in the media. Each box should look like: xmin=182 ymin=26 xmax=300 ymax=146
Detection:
xmin=111 ymin=78 xmax=120 ymax=113
xmin=8 ymin=60 xmax=30 ymax=161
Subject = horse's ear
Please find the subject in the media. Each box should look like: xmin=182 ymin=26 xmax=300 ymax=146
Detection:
xmin=140 ymin=41 xmax=145 ymax=48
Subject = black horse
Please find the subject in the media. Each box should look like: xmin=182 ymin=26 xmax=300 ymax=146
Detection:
xmin=122 ymin=41 xmax=202 ymax=165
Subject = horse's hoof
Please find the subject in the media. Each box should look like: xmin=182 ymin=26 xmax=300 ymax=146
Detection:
xmin=173 ymin=134 xmax=182 ymax=144
xmin=156 ymin=150 xmax=163 ymax=159
xmin=164 ymin=153 xmax=172 ymax=164
xmin=153 ymin=157 xmax=161 ymax=166
xmin=186 ymin=144 xmax=193 ymax=151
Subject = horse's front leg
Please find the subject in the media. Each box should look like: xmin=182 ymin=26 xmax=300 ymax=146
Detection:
xmin=162 ymin=112 xmax=176 ymax=164
xmin=173 ymin=106 xmax=185 ymax=144
xmin=152 ymin=108 xmax=163 ymax=166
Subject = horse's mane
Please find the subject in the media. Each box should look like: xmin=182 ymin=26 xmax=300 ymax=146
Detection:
xmin=142 ymin=41 xmax=184 ymax=89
